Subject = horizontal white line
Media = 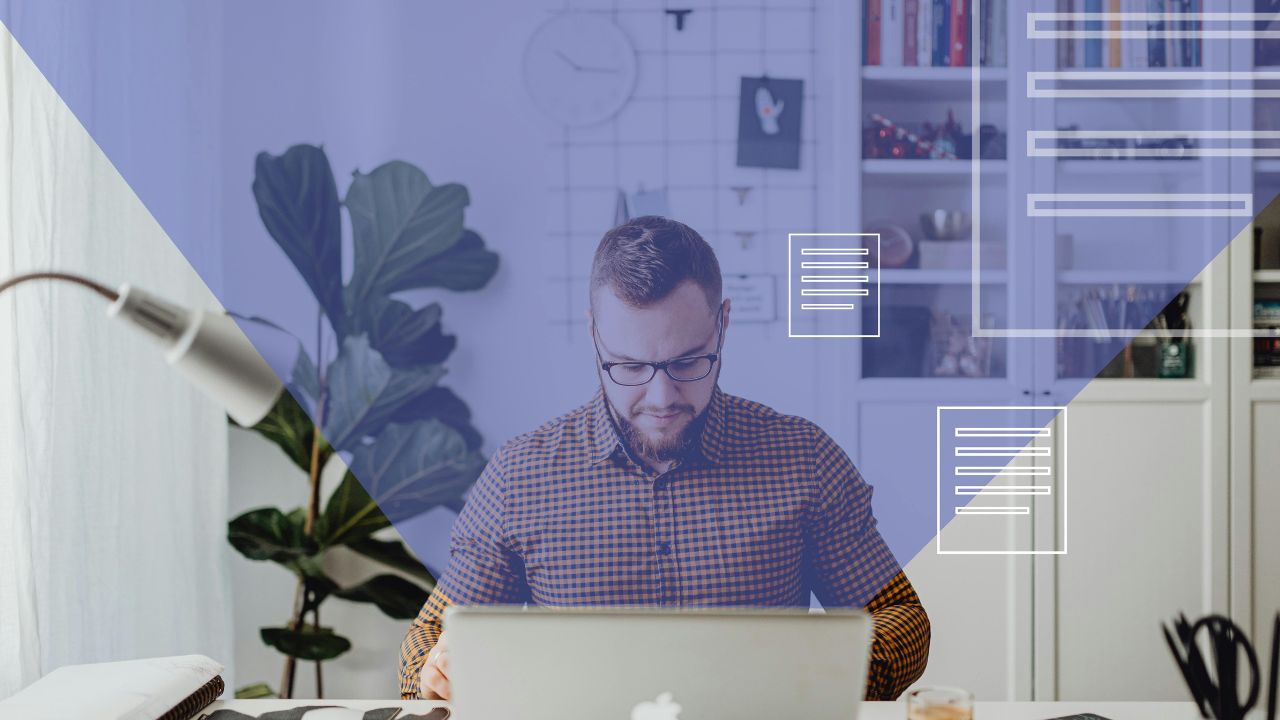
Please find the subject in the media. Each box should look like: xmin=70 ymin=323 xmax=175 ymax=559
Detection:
xmin=1027 ymin=193 xmax=1253 ymax=218
xmin=956 ymin=506 xmax=1031 ymax=515
xmin=800 ymin=303 xmax=857 ymax=311
xmin=955 ymin=427 xmax=1051 ymax=437
xmin=955 ymin=446 xmax=1051 ymax=457
xmin=801 ymin=289 xmax=870 ymax=296
xmin=1028 ymin=71 xmax=1280 ymax=99
xmin=800 ymin=261 xmax=870 ymax=269
xmin=1028 ymin=12 xmax=1280 ymax=40
xmin=1028 ymin=130 xmax=1280 ymax=158
xmin=801 ymin=276 xmax=869 ymax=283
xmin=956 ymin=466 xmax=1052 ymax=476
xmin=956 ymin=485 xmax=1052 ymax=495
xmin=800 ymin=248 xmax=869 ymax=255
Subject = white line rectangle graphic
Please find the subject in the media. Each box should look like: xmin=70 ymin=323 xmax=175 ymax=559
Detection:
xmin=955 ymin=427 xmax=1051 ymax=438
xmin=955 ymin=485 xmax=1052 ymax=496
xmin=1027 ymin=12 xmax=1280 ymax=40
xmin=788 ymin=233 xmax=880 ymax=338
xmin=1027 ymin=193 xmax=1253 ymax=218
xmin=800 ymin=248 xmax=868 ymax=255
xmin=1028 ymin=130 xmax=1280 ymax=158
xmin=955 ymin=446 xmax=1052 ymax=457
xmin=800 ymin=261 xmax=870 ymax=269
xmin=1028 ymin=71 xmax=1280 ymax=99
xmin=938 ymin=406 xmax=1067 ymax=555
xmin=956 ymin=506 xmax=1031 ymax=515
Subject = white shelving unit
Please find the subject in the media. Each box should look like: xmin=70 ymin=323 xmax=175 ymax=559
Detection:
xmin=839 ymin=0 xmax=1258 ymax=704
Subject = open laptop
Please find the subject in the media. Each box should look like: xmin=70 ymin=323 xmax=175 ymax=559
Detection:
xmin=445 ymin=605 xmax=872 ymax=720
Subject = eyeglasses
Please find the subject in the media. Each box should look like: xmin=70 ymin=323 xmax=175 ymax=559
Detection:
xmin=593 ymin=308 xmax=724 ymax=387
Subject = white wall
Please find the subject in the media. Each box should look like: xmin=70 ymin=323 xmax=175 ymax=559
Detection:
xmin=0 ymin=19 xmax=232 ymax=696
xmin=222 ymin=0 xmax=843 ymax=697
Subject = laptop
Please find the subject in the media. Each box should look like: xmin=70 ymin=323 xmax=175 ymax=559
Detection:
xmin=445 ymin=605 xmax=872 ymax=720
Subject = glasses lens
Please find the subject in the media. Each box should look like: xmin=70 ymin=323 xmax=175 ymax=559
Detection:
xmin=608 ymin=363 xmax=657 ymax=386
xmin=666 ymin=357 xmax=714 ymax=382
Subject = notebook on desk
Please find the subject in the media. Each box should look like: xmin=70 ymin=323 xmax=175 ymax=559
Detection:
xmin=0 ymin=654 xmax=225 ymax=720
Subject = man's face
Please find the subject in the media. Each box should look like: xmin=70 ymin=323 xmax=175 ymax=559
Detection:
xmin=590 ymin=280 xmax=730 ymax=465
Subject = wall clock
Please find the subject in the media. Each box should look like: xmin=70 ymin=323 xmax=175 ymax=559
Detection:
xmin=523 ymin=12 xmax=638 ymax=127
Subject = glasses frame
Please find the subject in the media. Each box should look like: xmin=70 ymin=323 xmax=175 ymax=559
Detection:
xmin=593 ymin=306 xmax=725 ymax=387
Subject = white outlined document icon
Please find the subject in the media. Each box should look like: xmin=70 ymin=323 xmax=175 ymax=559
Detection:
xmin=787 ymin=233 xmax=881 ymax=338
xmin=937 ymin=405 xmax=1067 ymax=555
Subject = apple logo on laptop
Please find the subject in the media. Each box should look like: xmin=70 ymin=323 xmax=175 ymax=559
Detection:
xmin=631 ymin=691 xmax=682 ymax=720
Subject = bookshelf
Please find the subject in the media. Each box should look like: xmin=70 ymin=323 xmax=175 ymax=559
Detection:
xmin=841 ymin=0 xmax=1246 ymax=703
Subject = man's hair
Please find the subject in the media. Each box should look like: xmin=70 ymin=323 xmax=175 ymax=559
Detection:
xmin=590 ymin=216 xmax=722 ymax=310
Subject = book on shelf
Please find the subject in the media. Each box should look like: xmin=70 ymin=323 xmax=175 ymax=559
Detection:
xmin=1255 ymin=299 xmax=1280 ymax=324
xmin=1054 ymin=0 xmax=1201 ymax=69
xmin=864 ymin=0 xmax=1005 ymax=67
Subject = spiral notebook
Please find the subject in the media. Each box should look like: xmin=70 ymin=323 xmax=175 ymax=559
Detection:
xmin=0 ymin=654 xmax=225 ymax=720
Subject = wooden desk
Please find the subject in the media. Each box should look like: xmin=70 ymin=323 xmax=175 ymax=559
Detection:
xmin=205 ymin=698 xmax=1201 ymax=719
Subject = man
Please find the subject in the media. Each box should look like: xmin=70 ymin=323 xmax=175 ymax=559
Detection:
xmin=399 ymin=216 xmax=929 ymax=700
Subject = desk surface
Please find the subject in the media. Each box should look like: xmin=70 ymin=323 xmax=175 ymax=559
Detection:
xmin=206 ymin=699 xmax=1201 ymax=719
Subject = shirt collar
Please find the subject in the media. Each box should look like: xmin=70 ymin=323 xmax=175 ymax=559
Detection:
xmin=588 ymin=385 xmax=729 ymax=467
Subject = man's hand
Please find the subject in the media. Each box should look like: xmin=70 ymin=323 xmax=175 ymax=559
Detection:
xmin=419 ymin=631 xmax=452 ymax=700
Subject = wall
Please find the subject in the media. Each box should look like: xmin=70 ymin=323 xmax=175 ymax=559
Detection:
xmin=0 ymin=17 xmax=232 ymax=695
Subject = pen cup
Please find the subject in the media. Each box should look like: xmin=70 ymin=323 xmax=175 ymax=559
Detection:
xmin=907 ymin=686 xmax=974 ymax=720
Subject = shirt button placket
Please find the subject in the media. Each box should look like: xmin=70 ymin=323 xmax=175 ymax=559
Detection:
xmin=652 ymin=474 xmax=676 ymax=606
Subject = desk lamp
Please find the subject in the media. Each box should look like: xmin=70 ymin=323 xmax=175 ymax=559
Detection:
xmin=0 ymin=271 xmax=283 ymax=427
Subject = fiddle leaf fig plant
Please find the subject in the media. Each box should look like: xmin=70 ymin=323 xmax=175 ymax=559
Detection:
xmin=228 ymin=144 xmax=497 ymax=698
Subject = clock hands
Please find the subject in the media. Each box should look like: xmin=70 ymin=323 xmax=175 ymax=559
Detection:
xmin=554 ymin=49 xmax=620 ymax=74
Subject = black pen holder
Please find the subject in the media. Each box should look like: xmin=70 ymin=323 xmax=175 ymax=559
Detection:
xmin=1162 ymin=613 xmax=1280 ymax=720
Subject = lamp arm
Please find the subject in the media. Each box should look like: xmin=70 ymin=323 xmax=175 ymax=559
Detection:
xmin=0 ymin=271 xmax=120 ymax=302
xmin=1 ymin=269 xmax=284 ymax=427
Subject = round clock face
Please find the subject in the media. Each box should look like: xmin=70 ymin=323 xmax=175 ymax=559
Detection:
xmin=523 ymin=13 xmax=638 ymax=127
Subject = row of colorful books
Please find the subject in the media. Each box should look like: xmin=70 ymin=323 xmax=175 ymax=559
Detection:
xmin=862 ymin=0 xmax=1007 ymax=68
xmin=1055 ymin=0 xmax=1203 ymax=69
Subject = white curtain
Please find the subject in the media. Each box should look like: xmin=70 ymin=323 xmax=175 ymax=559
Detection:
xmin=0 ymin=23 xmax=233 ymax=697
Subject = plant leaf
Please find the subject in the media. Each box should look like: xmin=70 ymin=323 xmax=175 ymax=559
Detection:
xmin=227 ymin=508 xmax=311 ymax=563
xmin=322 ymin=334 xmax=390 ymax=447
xmin=334 ymin=574 xmax=432 ymax=620
xmin=409 ymin=229 xmax=499 ymax=291
xmin=260 ymin=625 xmax=351 ymax=662
xmin=291 ymin=347 xmax=322 ymax=411
xmin=345 ymin=161 xmax=469 ymax=310
xmin=346 ymin=419 xmax=484 ymax=523
xmin=320 ymin=470 xmax=392 ymax=547
xmin=389 ymin=385 xmax=483 ymax=450
xmin=322 ymin=335 xmax=446 ymax=448
xmin=346 ymin=537 xmax=436 ymax=584
xmin=247 ymin=389 xmax=325 ymax=474
xmin=354 ymin=297 xmax=456 ymax=369
xmin=234 ymin=683 xmax=276 ymax=699
xmin=252 ymin=145 xmax=345 ymax=328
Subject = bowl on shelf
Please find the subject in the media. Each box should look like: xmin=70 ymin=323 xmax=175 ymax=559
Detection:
xmin=920 ymin=210 xmax=971 ymax=241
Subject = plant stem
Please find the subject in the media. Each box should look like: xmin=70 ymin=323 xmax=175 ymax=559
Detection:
xmin=314 ymin=603 xmax=324 ymax=698
xmin=304 ymin=418 xmax=323 ymax=536
xmin=278 ymin=580 xmax=304 ymax=698
xmin=281 ymin=373 xmax=326 ymax=698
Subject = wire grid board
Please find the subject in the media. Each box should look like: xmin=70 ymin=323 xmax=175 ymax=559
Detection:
xmin=544 ymin=0 xmax=823 ymax=332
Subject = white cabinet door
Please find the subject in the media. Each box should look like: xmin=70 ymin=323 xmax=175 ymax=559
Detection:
xmin=1249 ymin=400 xmax=1280 ymax=673
xmin=1045 ymin=398 xmax=1228 ymax=700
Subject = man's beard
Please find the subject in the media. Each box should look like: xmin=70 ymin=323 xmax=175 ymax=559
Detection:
xmin=602 ymin=386 xmax=712 ymax=465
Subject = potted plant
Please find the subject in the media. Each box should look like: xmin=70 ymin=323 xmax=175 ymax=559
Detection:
xmin=227 ymin=144 xmax=498 ymax=698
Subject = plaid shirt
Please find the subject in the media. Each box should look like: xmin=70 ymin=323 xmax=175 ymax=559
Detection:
xmin=399 ymin=386 xmax=929 ymax=700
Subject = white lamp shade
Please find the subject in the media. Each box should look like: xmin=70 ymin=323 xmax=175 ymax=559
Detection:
xmin=106 ymin=284 xmax=284 ymax=427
